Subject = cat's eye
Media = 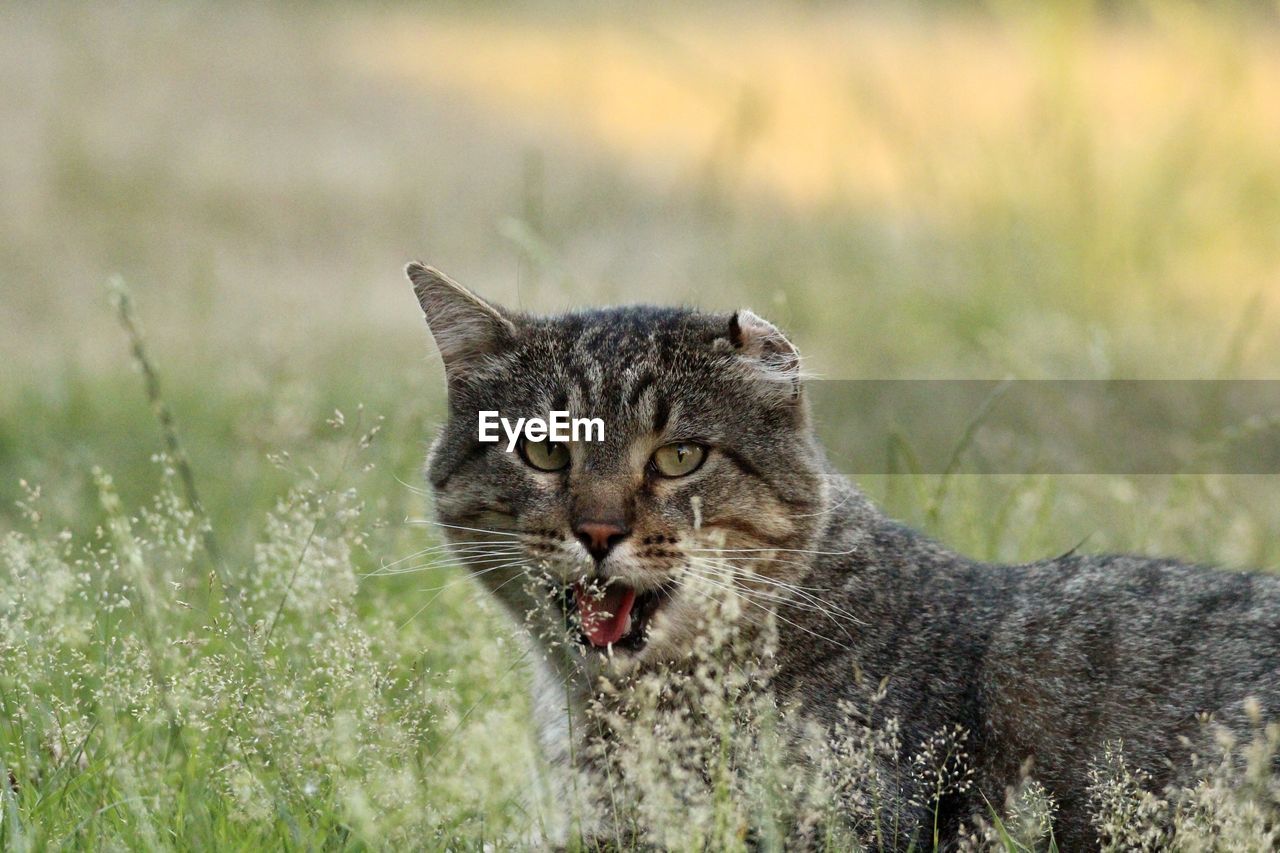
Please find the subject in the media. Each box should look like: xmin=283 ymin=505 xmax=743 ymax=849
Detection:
xmin=651 ymin=442 xmax=707 ymax=478
xmin=520 ymin=438 xmax=571 ymax=472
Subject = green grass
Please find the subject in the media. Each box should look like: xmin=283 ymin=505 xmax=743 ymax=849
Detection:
xmin=3 ymin=0 xmax=1280 ymax=847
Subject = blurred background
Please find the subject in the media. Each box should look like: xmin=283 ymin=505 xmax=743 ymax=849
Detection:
xmin=3 ymin=0 xmax=1279 ymax=556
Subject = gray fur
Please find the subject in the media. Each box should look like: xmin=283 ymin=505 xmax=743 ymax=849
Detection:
xmin=408 ymin=263 xmax=1280 ymax=849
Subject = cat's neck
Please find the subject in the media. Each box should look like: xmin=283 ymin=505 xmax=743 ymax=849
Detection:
xmin=768 ymin=471 xmax=980 ymax=670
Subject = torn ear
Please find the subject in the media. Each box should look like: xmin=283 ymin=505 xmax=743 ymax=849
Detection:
xmin=728 ymin=309 xmax=802 ymax=400
xmin=406 ymin=263 xmax=517 ymax=376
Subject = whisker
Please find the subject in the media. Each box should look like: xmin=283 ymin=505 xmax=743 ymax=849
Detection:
xmin=402 ymin=519 xmax=524 ymax=538
xmin=686 ymin=550 xmax=824 ymax=591
xmin=687 ymin=544 xmax=859 ymax=556
xmin=363 ymin=552 xmax=524 ymax=578
xmin=408 ymin=561 xmax=530 ymax=592
xmin=396 ymin=561 xmax=531 ymax=630
xmin=689 ymin=573 xmax=855 ymax=651
xmin=681 ymin=540 xmax=839 ymax=576
xmin=681 ymin=567 xmax=853 ymax=651
xmin=409 ymin=544 xmax=526 ymax=558
xmin=407 ymin=558 xmax=527 ymax=584
xmin=685 ymin=557 xmax=864 ymax=626
xmin=683 ymin=563 xmax=859 ymax=635
xmin=682 ymin=553 xmax=826 ymax=589
xmin=378 ymin=540 xmax=521 ymax=570
xmin=487 ymin=567 xmax=537 ymax=597
xmin=393 ymin=474 xmax=430 ymax=496
xmin=363 ymin=547 xmax=525 ymax=579
xmin=682 ymin=552 xmax=830 ymax=576
xmin=684 ymin=560 xmax=864 ymax=643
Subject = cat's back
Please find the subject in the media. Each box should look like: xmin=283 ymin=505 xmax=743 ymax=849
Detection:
xmin=782 ymin=497 xmax=1280 ymax=846
xmin=988 ymin=552 xmax=1280 ymax=718
xmin=979 ymin=553 xmax=1280 ymax=843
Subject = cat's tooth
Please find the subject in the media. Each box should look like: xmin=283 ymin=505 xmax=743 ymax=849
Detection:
xmin=622 ymin=614 xmax=633 ymax=637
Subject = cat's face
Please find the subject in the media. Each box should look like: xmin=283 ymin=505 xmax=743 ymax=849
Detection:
xmin=410 ymin=264 xmax=828 ymax=668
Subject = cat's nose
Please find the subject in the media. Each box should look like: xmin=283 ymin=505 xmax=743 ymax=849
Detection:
xmin=574 ymin=520 xmax=630 ymax=562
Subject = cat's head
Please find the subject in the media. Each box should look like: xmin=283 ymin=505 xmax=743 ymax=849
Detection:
xmin=409 ymin=263 xmax=828 ymax=668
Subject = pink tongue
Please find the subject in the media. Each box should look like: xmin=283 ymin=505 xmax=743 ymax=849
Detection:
xmin=574 ymin=582 xmax=637 ymax=647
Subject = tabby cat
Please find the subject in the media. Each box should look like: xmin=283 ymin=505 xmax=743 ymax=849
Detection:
xmin=407 ymin=262 xmax=1280 ymax=849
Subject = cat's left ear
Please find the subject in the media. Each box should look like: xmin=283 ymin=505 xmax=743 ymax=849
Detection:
xmin=406 ymin=263 xmax=518 ymax=377
xmin=727 ymin=309 xmax=802 ymax=401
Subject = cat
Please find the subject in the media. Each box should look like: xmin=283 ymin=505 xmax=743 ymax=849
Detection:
xmin=407 ymin=262 xmax=1280 ymax=850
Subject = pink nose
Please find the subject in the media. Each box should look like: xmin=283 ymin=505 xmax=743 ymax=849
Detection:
xmin=574 ymin=520 xmax=630 ymax=562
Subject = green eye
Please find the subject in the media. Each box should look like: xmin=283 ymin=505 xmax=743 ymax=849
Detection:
xmin=520 ymin=438 xmax=571 ymax=472
xmin=651 ymin=442 xmax=707 ymax=477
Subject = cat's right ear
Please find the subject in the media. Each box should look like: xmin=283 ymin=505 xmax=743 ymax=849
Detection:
xmin=725 ymin=309 xmax=803 ymax=402
xmin=406 ymin=263 xmax=517 ymax=376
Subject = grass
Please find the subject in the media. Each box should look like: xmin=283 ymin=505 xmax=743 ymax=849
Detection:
xmin=2 ymin=0 xmax=1280 ymax=847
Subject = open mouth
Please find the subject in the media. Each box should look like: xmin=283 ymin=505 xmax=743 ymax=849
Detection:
xmin=567 ymin=580 xmax=672 ymax=652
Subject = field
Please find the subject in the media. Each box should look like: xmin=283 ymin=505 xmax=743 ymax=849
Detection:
xmin=2 ymin=1 xmax=1279 ymax=847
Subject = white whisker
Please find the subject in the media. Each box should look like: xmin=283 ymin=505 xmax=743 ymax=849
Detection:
xmin=393 ymin=474 xmax=430 ymax=496
xmin=396 ymin=561 xmax=531 ymax=630
xmin=378 ymin=540 xmax=521 ymax=570
xmin=683 ymin=563 xmax=859 ymax=639
xmin=363 ymin=553 xmax=523 ymax=579
xmin=685 ymin=557 xmax=865 ymax=626
xmin=687 ymin=544 xmax=859 ymax=556
xmin=363 ymin=546 xmax=525 ymax=579
xmin=680 ymin=566 xmax=853 ymax=651
xmin=401 ymin=519 xmax=524 ymax=538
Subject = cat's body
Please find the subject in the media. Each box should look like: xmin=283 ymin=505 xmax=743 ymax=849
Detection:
xmin=779 ymin=476 xmax=1280 ymax=847
xmin=407 ymin=263 xmax=1280 ymax=849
